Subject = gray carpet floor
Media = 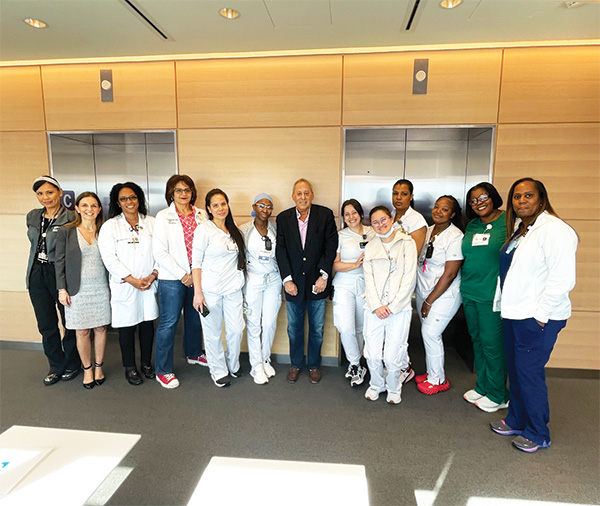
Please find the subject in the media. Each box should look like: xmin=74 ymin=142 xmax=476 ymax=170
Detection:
xmin=0 ymin=331 xmax=598 ymax=506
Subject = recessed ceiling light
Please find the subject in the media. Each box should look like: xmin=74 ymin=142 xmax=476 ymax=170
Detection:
xmin=440 ymin=0 xmax=462 ymax=8
xmin=219 ymin=8 xmax=240 ymax=19
xmin=23 ymin=18 xmax=48 ymax=29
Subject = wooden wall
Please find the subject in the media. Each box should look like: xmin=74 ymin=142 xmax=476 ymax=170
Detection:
xmin=0 ymin=45 xmax=598 ymax=369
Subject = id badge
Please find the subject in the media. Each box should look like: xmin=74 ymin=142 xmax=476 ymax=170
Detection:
xmin=258 ymin=249 xmax=271 ymax=264
xmin=227 ymin=240 xmax=238 ymax=253
xmin=472 ymin=233 xmax=490 ymax=247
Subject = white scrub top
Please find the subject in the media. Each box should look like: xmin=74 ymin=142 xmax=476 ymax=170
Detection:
xmin=416 ymin=223 xmax=464 ymax=299
xmin=241 ymin=221 xmax=279 ymax=277
xmin=393 ymin=206 xmax=427 ymax=235
xmin=192 ymin=220 xmax=244 ymax=296
xmin=333 ymin=225 xmax=376 ymax=290
xmin=98 ymin=213 xmax=159 ymax=328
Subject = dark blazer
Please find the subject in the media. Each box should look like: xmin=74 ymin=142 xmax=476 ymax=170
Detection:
xmin=55 ymin=226 xmax=85 ymax=296
xmin=26 ymin=207 xmax=75 ymax=288
xmin=276 ymin=204 xmax=338 ymax=302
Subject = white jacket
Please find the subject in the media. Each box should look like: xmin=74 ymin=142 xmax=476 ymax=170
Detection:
xmin=363 ymin=232 xmax=417 ymax=314
xmin=152 ymin=203 xmax=208 ymax=281
xmin=497 ymin=212 xmax=578 ymax=323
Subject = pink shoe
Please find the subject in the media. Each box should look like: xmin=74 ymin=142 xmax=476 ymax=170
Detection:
xmin=187 ymin=354 xmax=208 ymax=367
xmin=417 ymin=380 xmax=450 ymax=395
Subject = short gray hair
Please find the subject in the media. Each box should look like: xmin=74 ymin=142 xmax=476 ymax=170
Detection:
xmin=292 ymin=178 xmax=313 ymax=194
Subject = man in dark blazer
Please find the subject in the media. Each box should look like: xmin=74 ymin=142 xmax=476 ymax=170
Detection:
xmin=276 ymin=178 xmax=338 ymax=384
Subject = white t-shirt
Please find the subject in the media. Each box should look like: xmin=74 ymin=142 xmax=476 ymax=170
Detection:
xmin=242 ymin=222 xmax=279 ymax=277
xmin=393 ymin=206 xmax=427 ymax=235
xmin=416 ymin=223 xmax=464 ymax=299
xmin=192 ymin=220 xmax=244 ymax=295
xmin=333 ymin=225 xmax=376 ymax=289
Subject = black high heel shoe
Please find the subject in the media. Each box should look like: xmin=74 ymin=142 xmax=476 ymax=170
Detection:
xmin=82 ymin=364 xmax=95 ymax=390
xmin=94 ymin=362 xmax=105 ymax=386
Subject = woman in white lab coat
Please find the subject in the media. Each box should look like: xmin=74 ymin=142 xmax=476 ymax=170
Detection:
xmin=98 ymin=182 xmax=159 ymax=386
xmin=240 ymin=193 xmax=282 ymax=385
xmin=192 ymin=189 xmax=246 ymax=388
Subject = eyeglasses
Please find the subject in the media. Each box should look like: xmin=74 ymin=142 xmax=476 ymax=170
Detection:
xmin=262 ymin=235 xmax=272 ymax=251
xmin=371 ymin=216 xmax=390 ymax=227
xmin=256 ymin=203 xmax=273 ymax=211
xmin=174 ymin=188 xmax=192 ymax=194
xmin=469 ymin=194 xmax=490 ymax=206
xmin=425 ymin=242 xmax=434 ymax=259
xmin=119 ymin=195 xmax=138 ymax=203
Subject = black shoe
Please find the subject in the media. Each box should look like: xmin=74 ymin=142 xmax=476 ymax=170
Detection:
xmin=61 ymin=368 xmax=80 ymax=381
xmin=230 ymin=367 xmax=243 ymax=378
xmin=125 ymin=367 xmax=143 ymax=386
xmin=94 ymin=362 xmax=105 ymax=386
xmin=82 ymin=364 xmax=95 ymax=390
xmin=44 ymin=372 xmax=61 ymax=386
xmin=141 ymin=363 xmax=155 ymax=379
xmin=213 ymin=375 xmax=232 ymax=388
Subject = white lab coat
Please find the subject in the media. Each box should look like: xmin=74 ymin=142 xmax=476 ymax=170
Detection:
xmin=153 ymin=203 xmax=208 ymax=281
xmin=98 ymin=213 xmax=159 ymax=328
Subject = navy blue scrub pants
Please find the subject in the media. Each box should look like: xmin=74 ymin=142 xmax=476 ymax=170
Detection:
xmin=503 ymin=318 xmax=566 ymax=445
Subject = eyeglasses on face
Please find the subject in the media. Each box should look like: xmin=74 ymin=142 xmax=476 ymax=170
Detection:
xmin=469 ymin=194 xmax=490 ymax=206
xmin=174 ymin=188 xmax=192 ymax=194
xmin=371 ymin=216 xmax=390 ymax=227
xmin=119 ymin=195 xmax=138 ymax=203
xmin=256 ymin=203 xmax=273 ymax=211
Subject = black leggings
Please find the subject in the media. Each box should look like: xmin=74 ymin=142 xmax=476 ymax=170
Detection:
xmin=118 ymin=321 xmax=155 ymax=368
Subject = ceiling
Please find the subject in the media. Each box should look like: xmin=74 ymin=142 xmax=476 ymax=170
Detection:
xmin=0 ymin=0 xmax=598 ymax=63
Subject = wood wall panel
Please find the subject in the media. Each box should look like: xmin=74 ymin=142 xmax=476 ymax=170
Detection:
xmin=0 ymin=67 xmax=45 ymax=131
xmin=0 ymin=214 xmax=31 ymax=292
xmin=0 ymin=291 xmax=39 ymax=342
xmin=494 ymin=123 xmax=600 ymax=220
xmin=343 ymin=49 xmax=502 ymax=126
xmin=177 ymin=56 xmax=343 ymax=128
xmin=547 ymin=312 xmax=600 ymax=370
xmin=0 ymin=131 xmax=49 ymax=215
xmin=568 ymin=221 xmax=600 ymax=313
xmin=42 ymin=62 xmax=176 ymax=131
xmin=177 ymin=127 xmax=342 ymax=215
xmin=499 ymin=46 xmax=600 ymax=124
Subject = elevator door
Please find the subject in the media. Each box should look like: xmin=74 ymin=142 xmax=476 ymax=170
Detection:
xmin=343 ymin=127 xmax=494 ymax=223
xmin=48 ymin=131 xmax=177 ymax=217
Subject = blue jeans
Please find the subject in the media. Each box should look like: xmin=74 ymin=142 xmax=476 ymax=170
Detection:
xmin=286 ymin=298 xmax=326 ymax=370
xmin=503 ymin=318 xmax=566 ymax=445
xmin=155 ymin=279 xmax=203 ymax=375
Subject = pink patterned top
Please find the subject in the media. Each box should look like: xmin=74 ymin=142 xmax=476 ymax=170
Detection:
xmin=177 ymin=210 xmax=198 ymax=265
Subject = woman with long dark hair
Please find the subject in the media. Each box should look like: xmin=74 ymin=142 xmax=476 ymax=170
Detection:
xmin=461 ymin=182 xmax=509 ymax=413
xmin=415 ymin=195 xmax=464 ymax=395
xmin=56 ymin=192 xmax=110 ymax=389
xmin=490 ymin=178 xmax=577 ymax=453
xmin=98 ymin=182 xmax=158 ymax=386
xmin=332 ymin=198 xmax=375 ymax=387
xmin=192 ymin=189 xmax=246 ymax=388
xmin=26 ymin=175 xmax=79 ymax=386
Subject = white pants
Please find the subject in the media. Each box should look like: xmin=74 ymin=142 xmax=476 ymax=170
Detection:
xmin=332 ymin=284 xmax=365 ymax=366
xmin=416 ymin=292 xmax=462 ymax=385
xmin=244 ymin=272 xmax=282 ymax=370
xmin=363 ymin=308 xmax=412 ymax=395
xmin=200 ymin=290 xmax=245 ymax=380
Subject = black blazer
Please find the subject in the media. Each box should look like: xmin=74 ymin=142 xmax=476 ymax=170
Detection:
xmin=275 ymin=204 xmax=338 ymax=302
xmin=55 ymin=226 xmax=86 ymax=296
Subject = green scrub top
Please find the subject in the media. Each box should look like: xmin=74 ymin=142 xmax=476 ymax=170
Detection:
xmin=460 ymin=211 xmax=506 ymax=303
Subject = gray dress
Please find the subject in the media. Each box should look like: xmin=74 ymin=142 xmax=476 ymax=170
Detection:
xmin=65 ymin=232 xmax=111 ymax=330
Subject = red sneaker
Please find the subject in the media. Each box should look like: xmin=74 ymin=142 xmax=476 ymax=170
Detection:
xmin=187 ymin=354 xmax=208 ymax=367
xmin=415 ymin=373 xmax=428 ymax=384
xmin=417 ymin=380 xmax=450 ymax=395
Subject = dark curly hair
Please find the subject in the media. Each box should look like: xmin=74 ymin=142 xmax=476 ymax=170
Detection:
xmin=108 ymin=182 xmax=148 ymax=219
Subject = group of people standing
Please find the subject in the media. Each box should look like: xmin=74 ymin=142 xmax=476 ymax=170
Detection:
xmin=26 ymin=174 xmax=577 ymax=453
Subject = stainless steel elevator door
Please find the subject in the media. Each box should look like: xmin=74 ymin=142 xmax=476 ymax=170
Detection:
xmin=343 ymin=127 xmax=494 ymax=224
xmin=48 ymin=131 xmax=177 ymax=217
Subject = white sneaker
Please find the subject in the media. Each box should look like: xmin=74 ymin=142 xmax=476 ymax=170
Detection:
xmin=464 ymin=389 xmax=484 ymax=404
xmin=344 ymin=364 xmax=353 ymax=379
xmin=365 ymin=387 xmax=382 ymax=401
xmin=475 ymin=396 xmax=509 ymax=413
xmin=264 ymin=360 xmax=276 ymax=378
xmin=399 ymin=366 xmax=415 ymax=385
xmin=386 ymin=391 xmax=401 ymax=405
xmin=251 ymin=367 xmax=269 ymax=385
xmin=350 ymin=365 xmax=367 ymax=387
